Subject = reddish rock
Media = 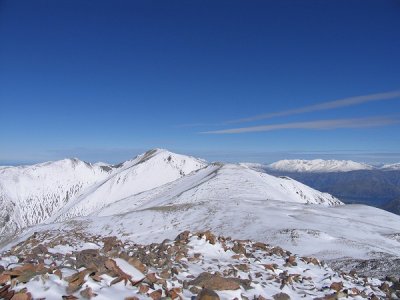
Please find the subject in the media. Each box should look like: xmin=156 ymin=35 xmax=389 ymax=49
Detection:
xmin=128 ymin=257 xmax=147 ymax=273
xmin=272 ymin=292 xmax=291 ymax=300
xmin=149 ymin=289 xmax=162 ymax=300
xmin=263 ymin=263 xmax=278 ymax=272
xmin=32 ymin=244 xmax=48 ymax=255
xmin=197 ymin=231 xmax=217 ymax=245
xmin=253 ymin=242 xmax=268 ymax=250
xmin=10 ymin=292 xmax=32 ymax=300
xmin=175 ymin=231 xmax=190 ymax=243
xmin=75 ymin=249 xmax=107 ymax=272
xmin=146 ymin=273 xmax=158 ymax=284
xmin=103 ymin=236 xmax=120 ymax=252
xmin=285 ymin=256 xmax=297 ymax=266
xmin=138 ymin=284 xmax=149 ymax=294
xmin=80 ymin=287 xmax=97 ymax=299
xmin=54 ymin=269 xmax=62 ymax=279
xmin=66 ymin=270 xmax=89 ymax=294
xmin=159 ymin=269 xmax=170 ymax=279
xmin=330 ymin=281 xmax=343 ymax=292
xmin=235 ymin=264 xmax=249 ymax=272
xmin=189 ymin=272 xmax=250 ymax=290
xmin=167 ymin=287 xmax=182 ymax=299
xmin=62 ymin=296 xmax=79 ymax=300
xmin=232 ymin=242 xmax=246 ymax=255
xmin=0 ymin=274 xmax=11 ymax=285
xmin=196 ymin=288 xmax=220 ymax=300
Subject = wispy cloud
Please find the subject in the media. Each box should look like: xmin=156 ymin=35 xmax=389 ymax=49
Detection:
xmin=226 ymin=90 xmax=400 ymax=124
xmin=202 ymin=116 xmax=400 ymax=134
xmin=174 ymin=122 xmax=223 ymax=128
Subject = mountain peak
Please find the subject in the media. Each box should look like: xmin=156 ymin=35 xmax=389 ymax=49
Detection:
xmin=116 ymin=148 xmax=206 ymax=169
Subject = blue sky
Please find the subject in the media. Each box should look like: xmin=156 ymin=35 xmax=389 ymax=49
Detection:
xmin=1 ymin=0 xmax=399 ymax=164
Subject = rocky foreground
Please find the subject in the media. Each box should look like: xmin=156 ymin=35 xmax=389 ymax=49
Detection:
xmin=0 ymin=230 xmax=399 ymax=300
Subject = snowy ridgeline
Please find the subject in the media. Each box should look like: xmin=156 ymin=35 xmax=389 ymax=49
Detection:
xmin=0 ymin=149 xmax=400 ymax=282
xmin=0 ymin=149 xmax=340 ymax=237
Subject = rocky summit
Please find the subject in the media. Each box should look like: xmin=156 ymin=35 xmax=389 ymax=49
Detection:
xmin=0 ymin=230 xmax=398 ymax=300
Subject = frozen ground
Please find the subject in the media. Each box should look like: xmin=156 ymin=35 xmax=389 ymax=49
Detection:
xmin=0 ymin=230 xmax=396 ymax=299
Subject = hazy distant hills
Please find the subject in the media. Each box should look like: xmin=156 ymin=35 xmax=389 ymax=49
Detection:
xmin=246 ymin=159 xmax=400 ymax=215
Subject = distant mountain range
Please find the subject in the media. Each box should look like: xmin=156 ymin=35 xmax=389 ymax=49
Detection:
xmin=267 ymin=159 xmax=374 ymax=172
xmin=243 ymin=159 xmax=400 ymax=215
xmin=246 ymin=159 xmax=400 ymax=173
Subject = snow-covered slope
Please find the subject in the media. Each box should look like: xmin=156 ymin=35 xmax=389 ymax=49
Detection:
xmin=51 ymin=149 xmax=207 ymax=222
xmin=0 ymin=149 xmax=341 ymax=240
xmin=267 ymin=159 xmax=374 ymax=173
xmin=97 ymin=163 xmax=341 ymax=218
xmin=0 ymin=158 xmax=111 ymax=237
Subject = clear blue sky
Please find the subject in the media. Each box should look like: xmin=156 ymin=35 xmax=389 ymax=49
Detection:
xmin=1 ymin=0 xmax=399 ymax=164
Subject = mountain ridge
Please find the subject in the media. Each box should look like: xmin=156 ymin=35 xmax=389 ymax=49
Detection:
xmin=0 ymin=149 xmax=341 ymax=241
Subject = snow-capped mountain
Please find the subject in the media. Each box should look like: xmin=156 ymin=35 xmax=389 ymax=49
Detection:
xmin=0 ymin=149 xmax=205 ymax=238
xmin=0 ymin=149 xmax=339 ymax=240
xmin=381 ymin=162 xmax=400 ymax=170
xmin=0 ymin=158 xmax=111 ymax=238
xmin=50 ymin=149 xmax=207 ymax=222
xmin=267 ymin=159 xmax=374 ymax=173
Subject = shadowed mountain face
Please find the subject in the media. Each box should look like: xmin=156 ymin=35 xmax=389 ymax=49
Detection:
xmin=382 ymin=198 xmax=400 ymax=215
xmin=264 ymin=169 xmax=400 ymax=214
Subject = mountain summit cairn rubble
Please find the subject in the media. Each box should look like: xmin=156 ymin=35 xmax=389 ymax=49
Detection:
xmin=0 ymin=230 xmax=398 ymax=299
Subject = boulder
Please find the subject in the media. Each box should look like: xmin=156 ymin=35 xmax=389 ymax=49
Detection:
xmin=189 ymin=272 xmax=250 ymax=290
xmin=330 ymin=281 xmax=343 ymax=292
xmin=75 ymin=249 xmax=107 ymax=273
xmin=196 ymin=288 xmax=220 ymax=300
xmin=197 ymin=231 xmax=217 ymax=245
xmin=149 ymin=289 xmax=162 ymax=300
xmin=31 ymin=244 xmax=48 ymax=255
xmin=175 ymin=231 xmax=191 ymax=243
xmin=128 ymin=257 xmax=147 ymax=273
xmin=10 ymin=292 xmax=32 ymax=300
xmin=272 ymin=292 xmax=291 ymax=300
xmin=232 ymin=243 xmax=246 ymax=255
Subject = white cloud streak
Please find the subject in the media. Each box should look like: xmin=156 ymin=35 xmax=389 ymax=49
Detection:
xmin=202 ymin=116 xmax=400 ymax=134
xmin=226 ymin=90 xmax=400 ymax=124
